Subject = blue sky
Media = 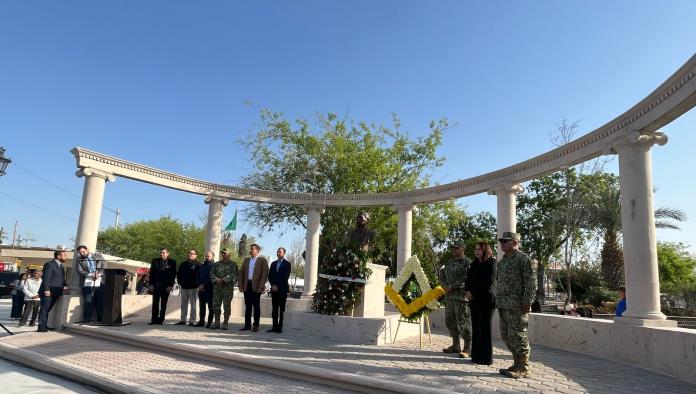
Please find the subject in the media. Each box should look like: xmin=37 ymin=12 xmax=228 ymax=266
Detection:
xmin=1 ymin=1 xmax=696 ymax=259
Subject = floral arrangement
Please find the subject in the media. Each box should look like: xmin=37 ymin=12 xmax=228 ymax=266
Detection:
xmin=312 ymin=244 xmax=373 ymax=315
xmin=385 ymin=255 xmax=444 ymax=321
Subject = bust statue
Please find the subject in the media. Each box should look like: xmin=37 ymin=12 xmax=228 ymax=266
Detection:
xmin=349 ymin=211 xmax=376 ymax=251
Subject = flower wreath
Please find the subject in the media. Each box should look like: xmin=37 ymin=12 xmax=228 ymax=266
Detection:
xmin=385 ymin=255 xmax=444 ymax=321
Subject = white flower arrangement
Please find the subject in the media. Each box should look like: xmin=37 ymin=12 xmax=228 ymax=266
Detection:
xmin=391 ymin=255 xmax=440 ymax=309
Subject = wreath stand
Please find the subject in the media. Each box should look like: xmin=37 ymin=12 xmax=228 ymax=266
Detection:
xmin=392 ymin=312 xmax=432 ymax=349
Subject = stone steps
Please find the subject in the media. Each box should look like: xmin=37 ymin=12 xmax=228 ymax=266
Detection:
xmin=63 ymin=324 xmax=452 ymax=394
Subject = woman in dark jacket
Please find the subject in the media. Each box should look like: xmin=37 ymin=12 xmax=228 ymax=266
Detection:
xmin=11 ymin=272 xmax=28 ymax=319
xmin=464 ymin=242 xmax=497 ymax=365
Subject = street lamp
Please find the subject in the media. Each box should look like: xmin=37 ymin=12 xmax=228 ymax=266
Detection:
xmin=0 ymin=147 xmax=11 ymax=177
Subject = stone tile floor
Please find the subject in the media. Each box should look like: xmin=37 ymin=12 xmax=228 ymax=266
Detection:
xmin=85 ymin=316 xmax=696 ymax=393
xmin=0 ymin=330 xmax=348 ymax=393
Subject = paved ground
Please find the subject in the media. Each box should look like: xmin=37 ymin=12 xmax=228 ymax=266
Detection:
xmin=85 ymin=315 xmax=696 ymax=393
xmin=1 ymin=330 xmax=346 ymax=393
xmin=0 ymin=358 xmax=98 ymax=394
xmin=0 ymin=298 xmax=98 ymax=393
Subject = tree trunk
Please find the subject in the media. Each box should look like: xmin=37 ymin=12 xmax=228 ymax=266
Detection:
xmin=601 ymin=230 xmax=624 ymax=290
xmin=536 ymin=260 xmax=546 ymax=304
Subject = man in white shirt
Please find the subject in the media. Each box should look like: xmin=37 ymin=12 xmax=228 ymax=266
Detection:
xmin=19 ymin=270 xmax=42 ymax=327
xmin=238 ymin=244 xmax=269 ymax=332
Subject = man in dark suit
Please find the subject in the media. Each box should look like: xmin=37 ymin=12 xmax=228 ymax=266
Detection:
xmin=238 ymin=244 xmax=269 ymax=332
xmin=75 ymin=245 xmax=107 ymax=323
xmin=267 ymin=247 xmax=291 ymax=333
xmin=148 ymin=248 xmax=177 ymax=325
xmin=37 ymin=249 xmax=69 ymax=332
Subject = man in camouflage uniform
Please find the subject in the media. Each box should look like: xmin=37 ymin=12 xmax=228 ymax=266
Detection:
xmin=440 ymin=241 xmax=472 ymax=358
xmin=496 ymin=231 xmax=537 ymax=379
xmin=209 ymin=249 xmax=239 ymax=330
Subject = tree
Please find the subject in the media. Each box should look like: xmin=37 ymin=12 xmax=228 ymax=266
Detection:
xmin=657 ymin=242 xmax=696 ymax=292
xmin=97 ymin=216 xmax=206 ymax=264
xmin=287 ymin=238 xmax=305 ymax=291
xmin=588 ymin=180 xmax=687 ymax=290
xmin=238 ymin=110 xmax=464 ymax=273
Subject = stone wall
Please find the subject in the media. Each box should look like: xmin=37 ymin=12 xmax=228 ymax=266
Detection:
xmin=428 ymin=307 xmax=696 ymax=385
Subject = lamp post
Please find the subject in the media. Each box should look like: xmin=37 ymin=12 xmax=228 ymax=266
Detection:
xmin=0 ymin=147 xmax=11 ymax=177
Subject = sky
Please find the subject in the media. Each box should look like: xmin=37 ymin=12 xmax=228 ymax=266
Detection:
xmin=1 ymin=1 xmax=696 ymax=260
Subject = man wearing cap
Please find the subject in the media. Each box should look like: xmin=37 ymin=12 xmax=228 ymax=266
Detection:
xmin=496 ymin=231 xmax=537 ymax=379
xmin=209 ymin=249 xmax=239 ymax=330
xmin=440 ymin=241 xmax=472 ymax=358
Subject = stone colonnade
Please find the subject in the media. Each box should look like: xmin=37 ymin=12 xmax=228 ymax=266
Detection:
xmin=69 ymin=130 xmax=674 ymax=327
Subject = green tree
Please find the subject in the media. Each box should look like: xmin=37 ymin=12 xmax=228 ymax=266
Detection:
xmin=657 ymin=242 xmax=696 ymax=292
xmin=97 ymin=216 xmax=207 ymax=264
xmin=588 ymin=179 xmax=687 ymax=290
xmin=238 ymin=110 xmax=462 ymax=273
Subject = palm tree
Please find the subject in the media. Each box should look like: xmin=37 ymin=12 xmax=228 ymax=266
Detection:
xmin=590 ymin=188 xmax=687 ymax=290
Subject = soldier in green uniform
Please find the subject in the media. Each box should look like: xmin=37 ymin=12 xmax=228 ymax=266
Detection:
xmin=496 ymin=231 xmax=537 ymax=379
xmin=440 ymin=241 xmax=472 ymax=358
xmin=209 ymin=249 xmax=239 ymax=330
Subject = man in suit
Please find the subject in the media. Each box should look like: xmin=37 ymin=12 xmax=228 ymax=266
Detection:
xmin=148 ymin=248 xmax=177 ymax=325
xmin=267 ymin=247 xmax=291 ymax=333
xmin=238 ymin=243 xmax=269 ymax=332
xmin=37 ymin=249 xmax=69 ymax=332
xmin=75 ymin=245 xmax=107 ymax=323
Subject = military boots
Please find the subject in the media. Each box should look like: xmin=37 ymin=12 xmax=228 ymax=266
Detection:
xmin=499 ymin=355 xmax=520 ymax=376
xmin=500 ymin=355 xmax=531 ymax=379
xmin=210 ymin=313 xmax=221 ymax=329
xmin=221 ymin=315 xmax=230 ymax=330
xmin=459 ymin=339 xmax=472 ymax=358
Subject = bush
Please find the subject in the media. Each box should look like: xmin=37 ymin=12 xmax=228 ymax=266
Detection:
xmin=584 ymin=286 xmax=618 ymax=307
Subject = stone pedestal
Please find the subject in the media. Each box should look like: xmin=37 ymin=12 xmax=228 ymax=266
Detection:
xmin=353 ymin=263 xmax=387 ymax=318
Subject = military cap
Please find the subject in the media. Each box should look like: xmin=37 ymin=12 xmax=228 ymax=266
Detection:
xmin=498 ymin=232 xmax=521 ymax=242
xmin=221 ymin=248 xmax=231 ymax=255
xmin=449 ymin=240 xmax=465 ymax=249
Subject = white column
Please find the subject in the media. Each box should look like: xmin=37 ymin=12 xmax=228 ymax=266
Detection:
xmin=71 ymin=168 xmax=115 ymax=290
xmin=204 ymin=195 xmax=229 ymax=258
xmin=614 ymin=131 xmax=675 ymax=326
xmin=303 ymin=205 xmax=324 ymax=298
xmin=395 ymin=204 xmax=414 ymax=274
xmin=488 ymin=184 xmax=523 ymax=258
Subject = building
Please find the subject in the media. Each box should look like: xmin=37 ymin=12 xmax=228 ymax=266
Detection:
xmin=0 ymin=244 xmax=148 ymax=293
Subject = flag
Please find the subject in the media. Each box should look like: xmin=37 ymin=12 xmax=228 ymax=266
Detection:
xmin=224 ymin=209 xmax=237 ymax=232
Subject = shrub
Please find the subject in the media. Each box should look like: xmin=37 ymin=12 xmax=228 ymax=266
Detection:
xmin=584 ymin=286 xmax=618 ymax=307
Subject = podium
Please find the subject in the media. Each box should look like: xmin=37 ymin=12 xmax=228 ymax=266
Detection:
xmin=101 ymin=269 xmax=127 ymax=325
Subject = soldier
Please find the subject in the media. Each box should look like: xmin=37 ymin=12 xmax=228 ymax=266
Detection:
xmin=209 ymin=248 xmax=239 ymax=330
xmin=496 ymin=232 xmax=537 ymax=379
xmin=440 ymin=241 xmax=472 ymax=358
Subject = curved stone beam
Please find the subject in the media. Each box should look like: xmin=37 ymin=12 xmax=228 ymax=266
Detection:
xmin=71 ymin=53 xmax=696 ymax=207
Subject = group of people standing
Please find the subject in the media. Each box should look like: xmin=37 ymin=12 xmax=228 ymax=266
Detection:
xmin=440 ymin=231 xmax=537 ymax=379
xmin=147 ymin=244 xmax=291 ymax=334
xmin=10 ymin=270 xmax=43 ymax=327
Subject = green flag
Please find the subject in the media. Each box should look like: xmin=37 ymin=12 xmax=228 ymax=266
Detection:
xmin=224 ymin=209 xmax=237 ymax=232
